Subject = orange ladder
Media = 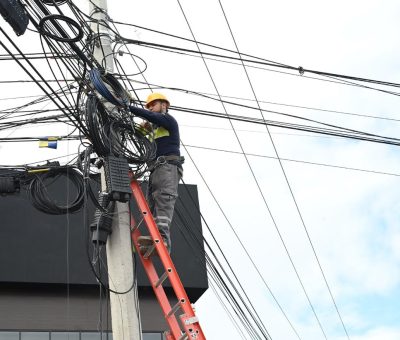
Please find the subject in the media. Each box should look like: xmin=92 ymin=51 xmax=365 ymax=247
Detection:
xmin=129 ymin=178 xmax=206 ymax=340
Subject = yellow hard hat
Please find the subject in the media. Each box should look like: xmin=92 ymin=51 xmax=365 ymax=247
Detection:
xmin=145 ymin=92 xmax=170 ymax=109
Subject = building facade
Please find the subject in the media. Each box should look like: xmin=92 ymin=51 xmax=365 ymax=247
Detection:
xmin=0 ymin=177 xmax=207 ymax=339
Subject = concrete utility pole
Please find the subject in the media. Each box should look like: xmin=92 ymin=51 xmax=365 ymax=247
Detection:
xmin=89 ymin=1 xmax=141 ymax=340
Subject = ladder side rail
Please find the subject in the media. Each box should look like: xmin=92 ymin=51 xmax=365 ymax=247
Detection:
xmin=130 ymin=178 xmax=206 ymax=340
xmin=130 ymin=179 xmax=193 ymax=301
xmin=130 ymin=219 xmax=182 ymax=339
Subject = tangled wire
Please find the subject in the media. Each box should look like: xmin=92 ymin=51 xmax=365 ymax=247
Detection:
xmin=27 ymin=166 xmax=85 ymax=215
xmin=83 ymin=81 xmax=156 ymax=178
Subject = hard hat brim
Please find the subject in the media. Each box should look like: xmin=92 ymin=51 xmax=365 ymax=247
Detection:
xmin=146 ymin=99 xmax=170 ymax=109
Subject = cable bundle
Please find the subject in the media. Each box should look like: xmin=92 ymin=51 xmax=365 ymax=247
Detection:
xmin=83 ymin=94 xmax=156 ymax=176
xmin=41 ymin=0 xmax=67 ymax=5
xmin=84 ymin=93 xmax=111 ymax=156
xmin=89 ymin=68 xmax=130 ymax=107
xmin=38 ymin=14 xmax=84 ymax=43
xmin=107 ymin=119 xmax=156 ymax=177
xmin=28 ymin=166 xmax=84 ymax=215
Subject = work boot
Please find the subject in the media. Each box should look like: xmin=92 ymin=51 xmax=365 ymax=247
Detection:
xmin=137 ymin=235 xmax=153 ymax=247
xmin=137 ymin=235 xmax=169 ymax=257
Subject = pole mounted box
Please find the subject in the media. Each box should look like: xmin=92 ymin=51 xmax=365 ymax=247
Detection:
xmin=103 ymin=155 xmax=131 ymax=202
xmin=0 ymin=176 xmax=20 ymax=194
xmin=90 ymin=192 xmax=115 ymax=244
xmin=0 ymin=0 xmax=29 ymax=36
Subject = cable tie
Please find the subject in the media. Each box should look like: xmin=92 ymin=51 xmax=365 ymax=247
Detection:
xmin=298 ymin=66 xmax=305 ymax=76
xmin=28 ymin=168 xmax=50 ymax=174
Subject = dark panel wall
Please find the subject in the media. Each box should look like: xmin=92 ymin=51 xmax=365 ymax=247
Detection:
xmin=0 ymin=285 xmax=166 ymax=332
xmin=0 ymin=175 xmax=207 ymax=300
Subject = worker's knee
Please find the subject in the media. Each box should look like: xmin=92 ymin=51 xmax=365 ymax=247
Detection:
xmin=153 ymin=189 xmax=177 ymax=204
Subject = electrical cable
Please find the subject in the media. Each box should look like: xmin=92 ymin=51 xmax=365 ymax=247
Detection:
xmin=107 ymin=17 xmax=400 ymax=95
xmin=176 ymin=1 xmax=326 ymax=337
xmin=172 ymin=104 xmax=400 ymax=146
xmin=89 ymin=68 xmax=130 ymax=107
xmin=186 ymin=91 xmax=400 ymax=124
xmin=78 ymin=148 xmax=136 ymax=296
xmin=0 ymin=27 xmax=89 ymax=136
xmin=0 ymin=52 xmax=77 ymax=60
xmin=27 ymin=165 xmax=84 ymax=214
xmin=103 ymin=13 xmax=276 ymax=334
xmin=216 ymin=2 xmax=351 ymax=336
xmin=174 ymin=188 xmax=275 ymax=340
xmin=3 ymin=3 xmax=392 ymax=338
xmin=112 ymin=78 xmax=400 ymax=146
xmin=92 ymin=16 xmax=276 ymax=338
xmin=184 ymin=143 xmax=400 ymax=177
xmin=39 ymin=14 xmax=84 ymax=43
xmin=180 ymin=142 xmax=302 ymax=339
xmin=118 ymin=37 xmax=400 ymax=97
xmin=83 ymin=93 xmax=155 ymax=176
xmin=42 ymin=0 xmax=68 ymax=5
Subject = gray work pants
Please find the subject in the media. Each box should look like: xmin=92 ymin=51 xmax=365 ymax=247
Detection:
xmin=148 ymin=163 xmax=182 ymax=251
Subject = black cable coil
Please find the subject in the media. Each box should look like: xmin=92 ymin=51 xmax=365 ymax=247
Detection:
xmin=28 ymin=166 xmax=84 ymax=215
xmin=84 ymin=94 xmax=156 ymax=177
xmin=89 ymin=68 xmax=130 ymax=107
xmin=38 ymin=14 xmax=83 ymax=43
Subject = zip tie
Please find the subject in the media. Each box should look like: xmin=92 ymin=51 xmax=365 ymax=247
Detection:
xmin=28 ymin=168 xmax=50 ymax=173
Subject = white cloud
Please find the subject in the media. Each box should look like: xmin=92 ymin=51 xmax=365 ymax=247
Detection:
xmin=347 ymin=327 xmax=400 ymax=340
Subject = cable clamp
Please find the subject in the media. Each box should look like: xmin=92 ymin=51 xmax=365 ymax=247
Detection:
xmin=298 ymin=66 xmax=305 ymax=75
xmin=156 ymin=156 xmax=167 ymax=165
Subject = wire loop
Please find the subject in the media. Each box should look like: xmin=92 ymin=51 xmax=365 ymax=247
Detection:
xmin=38 ymin=14 xmax=83 ymax=43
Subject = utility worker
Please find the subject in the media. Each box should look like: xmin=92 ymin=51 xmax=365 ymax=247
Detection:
xmin=129 ymin=93 xmax=184 ymax=255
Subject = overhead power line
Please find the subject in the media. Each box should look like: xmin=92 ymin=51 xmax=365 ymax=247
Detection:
xmin=112 ymin=20 xmax=400 ymax=89
xmin=0 ymin=52 xmax=77 ymax=61
xmin=171 ymin=105 xmax=400 ymax=147
xmin=107 ymin=21 xmax=400 ymax=97
xmin=184 ymin=144 xmax=400 ymax=178
xmin=117 ymin=77 xmax=400 ymax=147
xmin=216 ymin=1 xmax=350 ymax=338
xmin=0 ymin=79 xmax=75 ymax=83
xmin=193 ymin=92 xmax=400 ymax=124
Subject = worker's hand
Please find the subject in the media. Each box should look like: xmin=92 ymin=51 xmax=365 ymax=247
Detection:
xmin=137 ymin=121 xmax=152 ymax=136
xmin=140 ymin=121 xmax=152 ymax=132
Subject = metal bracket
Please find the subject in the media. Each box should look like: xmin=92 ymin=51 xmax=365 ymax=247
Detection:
xmin=184 ymin=316 xmax=199 ymax=325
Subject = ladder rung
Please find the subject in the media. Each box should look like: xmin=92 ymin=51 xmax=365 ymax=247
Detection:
xmin=143 ymin=244 xmax=156 ymax=259
xmin=183 ymin=315 xmax=199 ymax=325
xmin=178 ymin=333 xmax=188 ymax=340
xmin=155 ymin=268 xmax=172 ymax=288
xmin=166 ymin=299 xmax=184 ymax=317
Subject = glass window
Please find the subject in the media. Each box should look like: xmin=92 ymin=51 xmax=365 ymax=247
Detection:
xmin=0 ymin=332 xmax=19 ymax=340
xmin=21 ymin=333 xmax=49 ymax=340
xmin=0 ymin=331 xmax=161 ymax=340
xmin=143 ymin=333 xmax=161 ymax=340
xmin=81 ymin=333 xmax=112 ymax=340
xmin=50 ymin=333 xmax=79 ymax=340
